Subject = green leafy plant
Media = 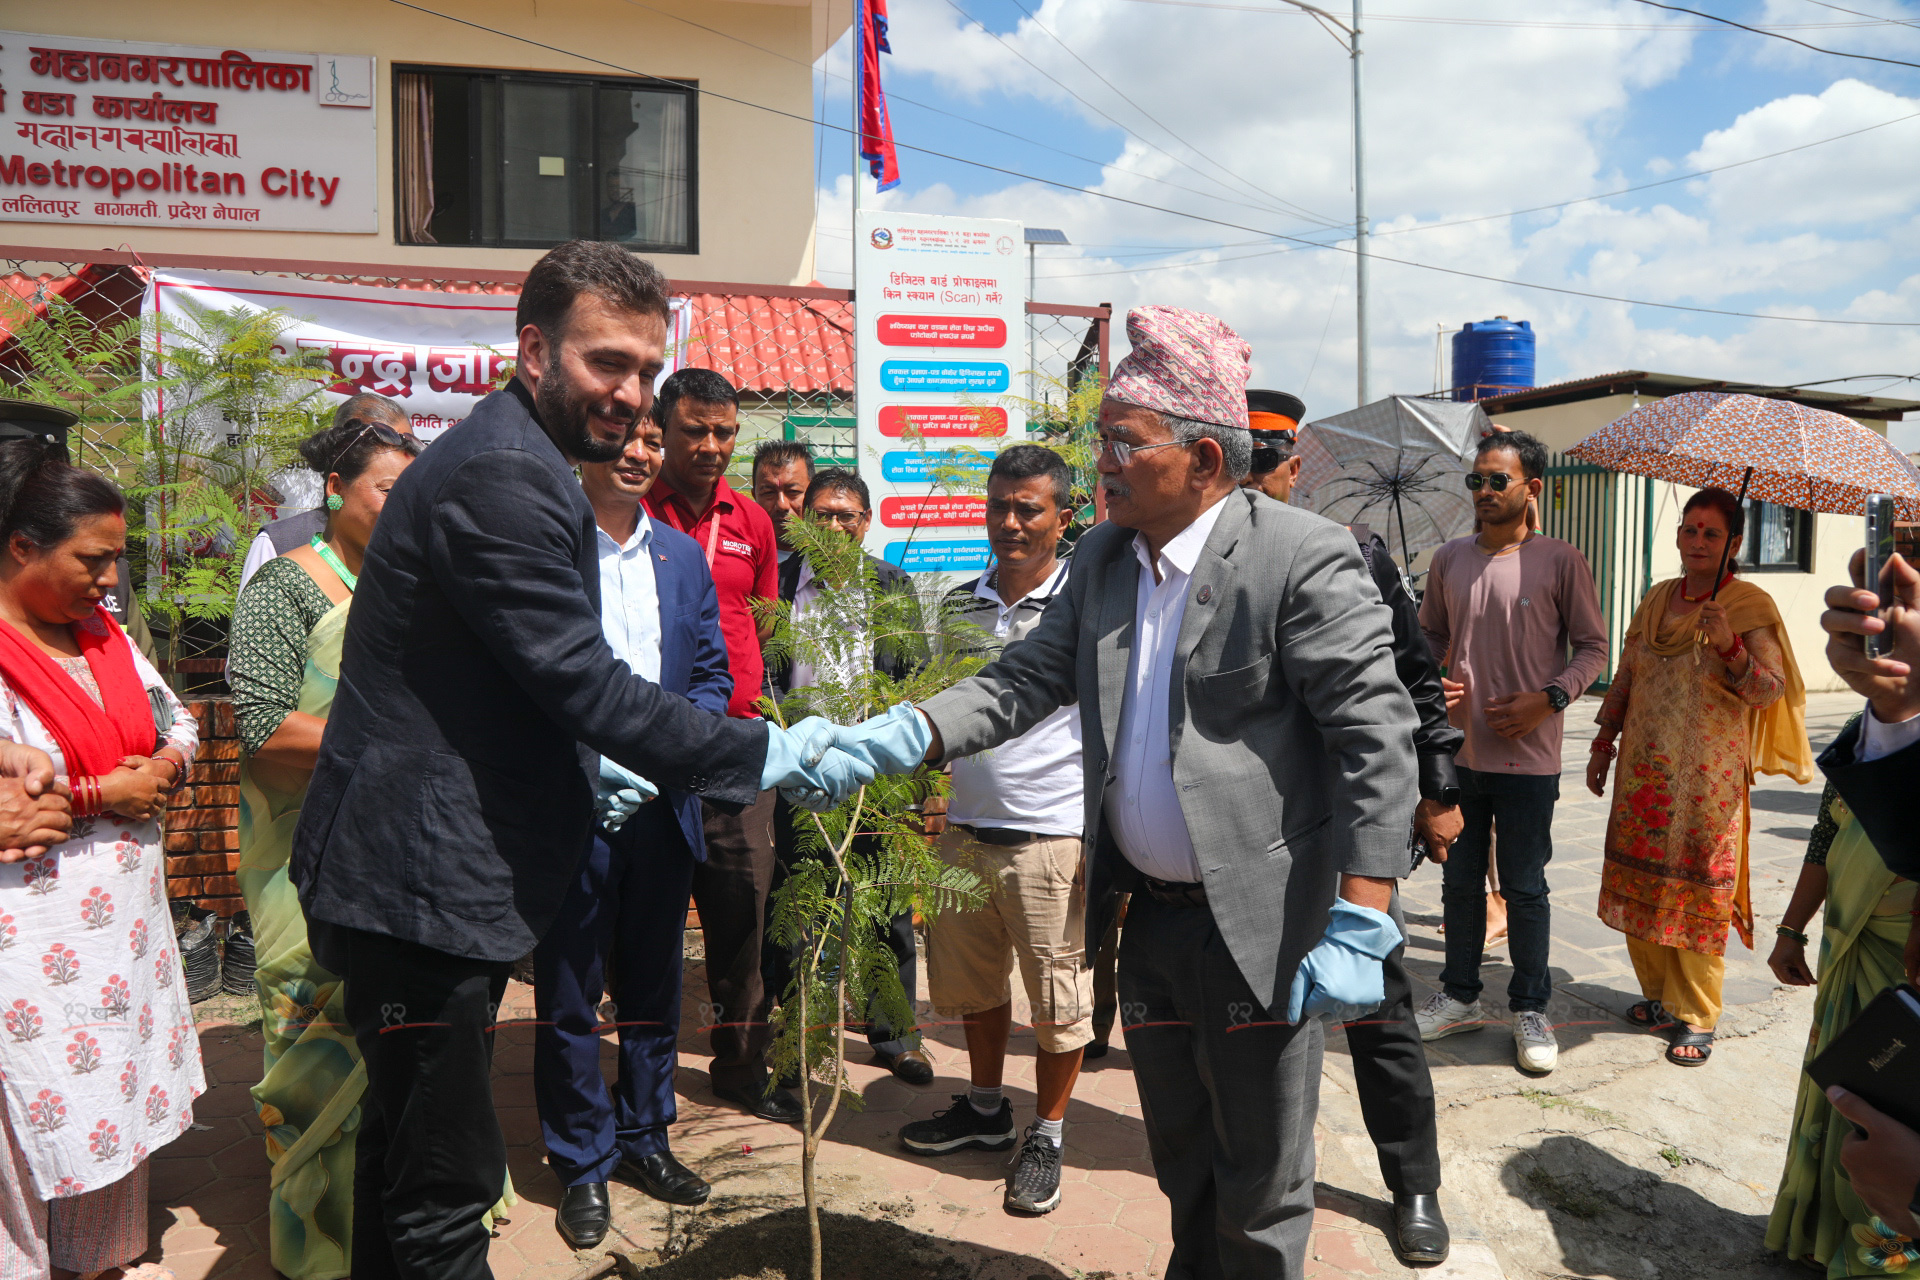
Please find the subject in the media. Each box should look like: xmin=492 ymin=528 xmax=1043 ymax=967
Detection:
xmin=757 ymin=513 xmax=994 ymax=1280
xmin=2 ymin=291 xmax=334 ymax=677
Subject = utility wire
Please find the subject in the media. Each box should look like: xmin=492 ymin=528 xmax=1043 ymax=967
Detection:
xmin=390 ymin=0 xmax=1920 ymax=328
xmin=1627 ymin=0 xmax=1920 ymax=67
xmin=937 ymin=0 xmax=1350 ymax=229
xmin=611 ymin=0 xmax=1330 ymax=223
xmin=996 ymin=0 xmax=1345 ymax=227
xmin=1792 ymin=0 xmax=1920 ymax=30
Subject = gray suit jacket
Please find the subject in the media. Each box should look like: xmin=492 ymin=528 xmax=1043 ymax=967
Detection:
xmin=920 ymin=489 xmax=1418 ymax=1016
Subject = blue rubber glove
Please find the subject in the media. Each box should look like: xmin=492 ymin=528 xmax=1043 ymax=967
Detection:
xmin=832 ymin=702 xmax=934 ymax=776
xmin=595 ymin=757 xmax=658 ymax=832
xmin=761 ymin=717 xmax=875 ymax=810
xmin=1285 ymin=899 xmax=1404 ymax=1024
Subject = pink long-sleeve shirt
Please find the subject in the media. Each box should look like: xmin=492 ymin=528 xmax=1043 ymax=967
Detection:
xmin=1419 ymin=533 xmax=1610 ymax=776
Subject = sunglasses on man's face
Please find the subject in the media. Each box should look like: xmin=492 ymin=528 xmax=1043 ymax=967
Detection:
xmin=1464 ymin=472 xmax=1520 ymax=492
xmin=1250 ymin=446 xmax=1283 ymax=475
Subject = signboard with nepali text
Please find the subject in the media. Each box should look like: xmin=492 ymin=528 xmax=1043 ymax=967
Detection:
xmin=145 ymin=270 xmax=691 ymax=444
xmin=0 ymin=30 xmax=376 ymax=233
xmin=854 ymin=209 xmax=1025 ymax=574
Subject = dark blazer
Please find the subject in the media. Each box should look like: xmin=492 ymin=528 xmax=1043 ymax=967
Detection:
xmin=292 ymin=380 xmax=766 ymax=964
xmin=921 ymin=489 xmax=1419 ymax=1016
xmin=647 ymin=521 xmax=736 ymax=858
xmin=767 ymin=550 xmax=914 ymax=697
xmin=1817 ymin=717 xmax=1919 ymax=877
xmin=1354 ymin=530 xmax=1461 ymax=800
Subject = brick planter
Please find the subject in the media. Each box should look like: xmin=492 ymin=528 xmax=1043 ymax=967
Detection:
xmin=165 ymin=698 xmax=243 ymax=916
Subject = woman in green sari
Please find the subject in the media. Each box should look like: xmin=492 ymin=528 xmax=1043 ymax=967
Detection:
xmin=1764 ymin=727 xmax=1917 ymax=1277
xmin=230 ymin=420 xmax=455 ymax=1279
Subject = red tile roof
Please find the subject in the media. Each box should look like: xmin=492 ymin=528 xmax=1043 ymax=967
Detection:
xmin=677 ymin=291 xmax=853 ymax=397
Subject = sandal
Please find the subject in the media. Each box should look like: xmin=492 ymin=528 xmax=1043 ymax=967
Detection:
xmin=1627 ymin=1000 xmax=1678 ymax=1032
xmin=1666 ymin=1029 xmax=1714 ymax=1066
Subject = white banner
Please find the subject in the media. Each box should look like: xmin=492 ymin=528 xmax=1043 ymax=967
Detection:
xmin=854 ymin=210 xmax=1026 ymax=574
xmin=0 ymin=30 xmax=377 ymax=233
xmin=145 ymin=270 xmax=691 ymax=443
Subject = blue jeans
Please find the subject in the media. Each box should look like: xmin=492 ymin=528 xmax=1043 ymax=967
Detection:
xmin=1439 ymin=766 xmax=1559 ymax=1013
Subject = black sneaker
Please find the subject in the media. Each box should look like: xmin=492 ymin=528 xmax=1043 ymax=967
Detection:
xmin=899 ymin=1095 xmax=1016 ymax=1154
xmin=1004 ymin=1123 xmax=1063 ymax=1214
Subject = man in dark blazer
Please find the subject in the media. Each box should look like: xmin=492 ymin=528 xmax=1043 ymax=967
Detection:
xmin=767 ymin=468 xmax=932 ymax=1084
xmin=291 ymin=241 xmax=869 ymax=1280
xmin=837 ymin=307 xmax=1419 ymax=1279
xmin=533 ymin=413 xmax=733 ymax=1248
xmin=1818 ymin=544 xmax=1919 ymax=877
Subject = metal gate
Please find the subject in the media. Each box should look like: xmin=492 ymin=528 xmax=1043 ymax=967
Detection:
xmin=1542 ymin=450 xmax=1653 ymax=690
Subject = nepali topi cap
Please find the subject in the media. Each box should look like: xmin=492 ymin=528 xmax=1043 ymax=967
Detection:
xmin=1107 ymin=306 xmax=1252 ymax=432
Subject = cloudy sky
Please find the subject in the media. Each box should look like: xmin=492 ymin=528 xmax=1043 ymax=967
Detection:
xmin=804 ymin=0 xmax=1920 ymax=448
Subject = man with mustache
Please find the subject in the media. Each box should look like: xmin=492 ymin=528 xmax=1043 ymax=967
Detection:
xmin=832 ymin=306 xmax=1420 ymax=1279
xmin=292 ymin=241 xmax=868 ymax=1280
xmin=1414 ymin=428 xmax=1607 ymax=1075
xmin=641 ymin=369 xmax=801 ymax=1122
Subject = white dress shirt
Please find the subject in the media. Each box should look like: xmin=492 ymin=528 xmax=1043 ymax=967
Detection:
xmin=948 ymin=560 xmax=1084 ymax=836
xmin=1860 ymin=701 xmax=1920 ymax=762
xmin=788 ymin=560 xmax=868 ymax=694
xmin=1103 ymin=496 xmax=1231 ymax=882
xmin=597 ymin=510 xmax=662 ymax=684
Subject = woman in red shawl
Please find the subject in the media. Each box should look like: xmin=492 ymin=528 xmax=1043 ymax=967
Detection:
xmin=0 ymin=436 xmax=201 ymax=1280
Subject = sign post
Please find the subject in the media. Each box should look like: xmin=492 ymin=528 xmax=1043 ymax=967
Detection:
xmin=853 ymin=209 xmax=1025 ymax=574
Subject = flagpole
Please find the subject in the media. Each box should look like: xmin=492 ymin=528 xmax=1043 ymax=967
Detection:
xmin=851 ymin=0 xmax=863 ymax=229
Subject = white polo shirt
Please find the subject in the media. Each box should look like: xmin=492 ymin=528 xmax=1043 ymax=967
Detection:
xmin=947 ymin=559 xmax=1084 ymax=837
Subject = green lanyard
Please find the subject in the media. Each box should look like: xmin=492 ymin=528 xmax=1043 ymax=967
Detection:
xmin=309 ymin=536 xmax=357 ymax=593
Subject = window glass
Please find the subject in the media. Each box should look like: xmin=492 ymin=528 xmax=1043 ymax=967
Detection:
xmin=398 ymin=67 xmax=696 ymax=253
xmin=1741 ymin=498 xmax=1812 ymax=572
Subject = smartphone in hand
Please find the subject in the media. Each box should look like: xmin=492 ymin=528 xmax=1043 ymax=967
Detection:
xmin=1866 ymin=494 xmax=1898 ymax=659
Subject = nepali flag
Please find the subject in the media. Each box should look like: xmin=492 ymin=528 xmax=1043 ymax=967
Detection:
xmin=858 ymin=0 xmax=901 ymax=191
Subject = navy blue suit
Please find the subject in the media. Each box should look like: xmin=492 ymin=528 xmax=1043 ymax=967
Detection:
xmin=533 ymin=518 xmax=733 ymax=1186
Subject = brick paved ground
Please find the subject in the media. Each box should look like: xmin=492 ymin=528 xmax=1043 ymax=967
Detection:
xmin=141 ymin=692 xmax=1862 ymax=1279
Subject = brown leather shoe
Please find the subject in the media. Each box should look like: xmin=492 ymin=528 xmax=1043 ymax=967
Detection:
xmin=875 ymin=1047 xmax=934 ymax=1086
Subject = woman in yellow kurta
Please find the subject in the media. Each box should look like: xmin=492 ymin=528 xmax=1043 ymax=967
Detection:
xmin=1586 ymin=487 xmax=1811 ymax=1066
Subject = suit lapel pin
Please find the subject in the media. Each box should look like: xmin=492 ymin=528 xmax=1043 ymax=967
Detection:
xmin=658 ymin=554 xmax=668 ymax=561
xmin=1196 ymin=585 xmax=1213 ymax=604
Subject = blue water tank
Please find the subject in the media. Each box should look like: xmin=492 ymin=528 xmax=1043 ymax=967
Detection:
xmin=1452 ymin=317 xmax=1536 ymax=402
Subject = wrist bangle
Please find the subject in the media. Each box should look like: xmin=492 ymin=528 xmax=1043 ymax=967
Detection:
xmin=152 ymin=755 xmax=181 ymax=786
xmin=72 ymin=776 xmax=98 ymax=816
xmin=1716 ymin=635 xmax=1745 ymax=662
xmin=1776 ymin=923 xmax=1809 ymax=945
xmin=1590 ymin=740 xmax=1617 ymax=758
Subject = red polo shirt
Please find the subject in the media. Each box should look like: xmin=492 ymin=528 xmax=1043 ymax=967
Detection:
xmin=643 ymin=475 xmax=779 ymax=718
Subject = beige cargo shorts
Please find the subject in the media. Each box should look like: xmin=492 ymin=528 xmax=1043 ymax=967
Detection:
xmin=926 ymin=826 xmax=1094 ymax=1054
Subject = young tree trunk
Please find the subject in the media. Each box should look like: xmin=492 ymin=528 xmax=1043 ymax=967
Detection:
xmin=797 ymin=789 xmax=865 ymax=1280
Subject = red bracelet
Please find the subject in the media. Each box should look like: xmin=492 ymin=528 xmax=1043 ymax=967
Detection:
xmin=1590 ymin=740 xmax=1618 ymax=758
xmin=1716 ymin=634 xmax=1745 ymax=662
xmin=72 ymin=776 xmax=98 ymax=816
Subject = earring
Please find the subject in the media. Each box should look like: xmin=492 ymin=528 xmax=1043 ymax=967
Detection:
xmin=325 ymin=495 xmax=343 ymax=511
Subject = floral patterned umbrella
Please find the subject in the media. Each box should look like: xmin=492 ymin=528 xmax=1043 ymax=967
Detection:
xmin=1568 ymin=390 xmax=1920 ymax=523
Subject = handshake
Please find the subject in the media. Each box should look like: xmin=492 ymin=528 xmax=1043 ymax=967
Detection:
xmin=759 ymin=702 xmax=936 ymax=810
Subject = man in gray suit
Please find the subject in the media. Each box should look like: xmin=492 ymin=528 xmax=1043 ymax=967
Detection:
xmin=837 ymin=306 xmax=1419 ymax=1278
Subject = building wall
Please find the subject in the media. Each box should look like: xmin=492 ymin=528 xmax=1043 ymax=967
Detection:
xmin=1491 ymin=395 xmax=1884 ymax=694
xmin=5 ymin=0 xmax=831 ymax=284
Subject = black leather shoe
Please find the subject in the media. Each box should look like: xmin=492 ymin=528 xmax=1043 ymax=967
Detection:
xmin=555 ymin=1181 xmax=610 ymax=1250
xmin=873 ymin=1047 xmax=935 ymax=1086
xmin=713 ymin=1081 xmax=805 ymax=1124
xmin=1393 ymin=1192 xmax=1450 ymax=1264
xmin=1083 ymin=1040 xmax=1110 ymax=1060
xmin=617 ymin=1151 xmax=712 ymax=1207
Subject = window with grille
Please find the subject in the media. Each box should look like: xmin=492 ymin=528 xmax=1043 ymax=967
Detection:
xmin=1741 ymin=498 xmax=1813 ymax=572
xmin=394 ymin=66 xmax=696 ymax=253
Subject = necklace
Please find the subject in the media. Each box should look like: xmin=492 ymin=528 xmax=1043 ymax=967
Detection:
xmin=1677 ymin=571 xmax=1730 ymax=603
xmin=310 ymin=536 xmax=358 ymax=592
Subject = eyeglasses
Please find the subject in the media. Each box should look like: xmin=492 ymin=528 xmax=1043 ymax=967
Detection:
xmin=812 ymin=509 xmax=868 ymax=527
xmin=1097 ymin=437 xmax=1193 ymax=466
xmin=1463 ymin=472 xmax=1519 ymax=492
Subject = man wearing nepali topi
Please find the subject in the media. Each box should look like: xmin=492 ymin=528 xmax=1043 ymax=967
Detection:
xmin=833 ymin=305 xmax=1421 ymax=1279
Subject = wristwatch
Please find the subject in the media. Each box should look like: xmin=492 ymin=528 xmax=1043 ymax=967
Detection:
xmin=1542 ymin=686 xmax=1571 ymax=714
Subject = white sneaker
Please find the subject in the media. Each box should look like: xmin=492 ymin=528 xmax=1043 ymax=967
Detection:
xmin=1513 ymin=1010 xmax=1559 ymax=1074
xmin=1415 ymin=991 xmax=1486 ymax=1041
